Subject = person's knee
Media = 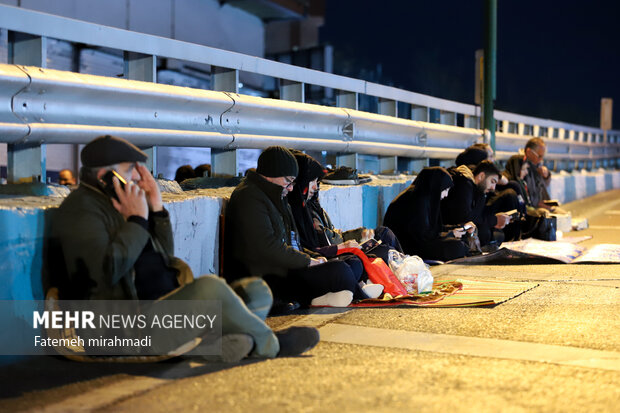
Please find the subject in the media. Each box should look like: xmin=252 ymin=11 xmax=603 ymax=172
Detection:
xmin=192 ymin=275 xmax=236 ymax=300
xmin=339 ymin=255 xmax=363 ymax=279
xmin=230 ymin=277 xmax=273 ymax=320
xmin=230 ymin=277 xmax=273 ymax=305
xmin=328 ymin=261 xmax=358 ymax=291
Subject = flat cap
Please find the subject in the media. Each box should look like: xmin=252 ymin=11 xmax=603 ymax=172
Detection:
xmin=81 ymin=135 xmax=147 ymax=167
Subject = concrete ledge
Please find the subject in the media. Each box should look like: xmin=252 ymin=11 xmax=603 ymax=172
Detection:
xmin=549 ymin=170 xmax=620 ymax=204
xmin=0 ymin=171 xmax=618 ymax=304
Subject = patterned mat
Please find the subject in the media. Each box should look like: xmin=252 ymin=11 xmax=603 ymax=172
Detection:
xmin=349 ymin=278 xmax=538 ymax=308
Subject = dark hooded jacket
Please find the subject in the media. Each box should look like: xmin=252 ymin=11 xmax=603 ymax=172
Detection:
xmin=441 ymin=165 xmax=497 ymax=229
xmin=383 ymin=167 xmax=455 ymax=255
xmin=503 ymin=155 xmax=534 ymax=206
xmin=286 ymin=151 xmax=326 ymax=251
xmin=504 ymin=154 xmax=550 ymax=208
xmin=224 ymin=169 xmax=314 ymax=283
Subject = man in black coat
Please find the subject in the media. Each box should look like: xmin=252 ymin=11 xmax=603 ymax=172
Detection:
xmin=225 ymin=146 xmax=364 ymax=308
xmin=441 ymin=161 xmax=512 ymax=247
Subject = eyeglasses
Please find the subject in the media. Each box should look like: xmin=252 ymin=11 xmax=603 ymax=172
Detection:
xmin=283 ymin=177 xmax=295 ymax=189
xmin=528 ymin=147 xmax=545 ymax=160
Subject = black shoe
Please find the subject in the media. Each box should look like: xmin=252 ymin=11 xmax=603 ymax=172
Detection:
xmin=269 ymin=299 xmax=301 ymax=316
xmin=275 ymin=326 xmax=320 ymax=357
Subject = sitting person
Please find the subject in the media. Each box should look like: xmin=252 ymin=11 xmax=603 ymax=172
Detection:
xmin=287 ymin=151 xmax=402 ymax=264
xmin=383 ymin=167 xmax=471 ymax=262
xmin=58 ymin=168 xmax=77 ymax=187
xmin=505 ymin=137 xmax=566 ymax=214
xmin=441 ymin=161 xmax=513 ymax=247
xmin=174 ymin=164 xmax=196 ymax=183
xmin=51 ymin=135 xmax=318 ymax=362
xmin=455 ymin=145 xmax=522 ymax=241
xmin=503 ymin=155 xmax=551 ymax=218
xmin=224 ymin=146 xmax=367 ymax=308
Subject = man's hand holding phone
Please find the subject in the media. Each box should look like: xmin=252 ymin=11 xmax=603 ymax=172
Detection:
xmin=495 ymin=213 xmax=510 ymax=229
xmin=111 ymin=175 xmax=148 ymax=220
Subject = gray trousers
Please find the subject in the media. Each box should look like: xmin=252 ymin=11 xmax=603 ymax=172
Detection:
xmin=162 ymin=275 xmax=279 ymax=358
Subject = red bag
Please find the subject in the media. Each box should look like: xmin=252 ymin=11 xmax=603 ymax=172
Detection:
xmin=337 ymin=248 xmax=408 ymax=297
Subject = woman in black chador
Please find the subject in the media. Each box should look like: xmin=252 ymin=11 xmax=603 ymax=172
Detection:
xmin=383 ymin=167 xmax=470 ymax=262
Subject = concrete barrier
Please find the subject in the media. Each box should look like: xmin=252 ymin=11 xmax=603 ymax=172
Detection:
xmin=0 ymin=170 xmax=618 ymax=302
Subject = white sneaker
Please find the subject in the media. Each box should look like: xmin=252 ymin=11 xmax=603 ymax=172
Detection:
xmin=311 ymin=290 xmax=353 ymax=307
xmin=362 ymin=283 xmax=384 ymax=299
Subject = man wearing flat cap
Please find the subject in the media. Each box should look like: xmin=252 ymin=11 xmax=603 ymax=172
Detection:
xmin=52 ymin=135 xmax=318 ymax=361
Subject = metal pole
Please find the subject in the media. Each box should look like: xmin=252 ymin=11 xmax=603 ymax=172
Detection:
xmin=483 ymin=0 xmax=497 ymax=152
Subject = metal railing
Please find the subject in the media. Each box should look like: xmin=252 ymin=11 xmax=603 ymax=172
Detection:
xmin=0 ymin=4 xmax=618 ymax=182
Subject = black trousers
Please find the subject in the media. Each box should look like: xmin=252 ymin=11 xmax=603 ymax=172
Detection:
xmin=264 ymin=257 xmax=365 ymax=307
xmin=415 ymin=238 xmax=469 ymax=262
xmin=484 ymin=188 xmax=521 ymax=242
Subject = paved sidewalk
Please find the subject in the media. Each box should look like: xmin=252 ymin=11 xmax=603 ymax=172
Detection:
xmin=1 ymin=190 xmax=619 ymax=412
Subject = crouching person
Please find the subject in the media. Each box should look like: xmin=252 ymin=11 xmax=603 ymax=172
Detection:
xmin=51 ymin=135 xmax=318 ymax=362
xmin=224 ymin=146 xmax=364 ymax=308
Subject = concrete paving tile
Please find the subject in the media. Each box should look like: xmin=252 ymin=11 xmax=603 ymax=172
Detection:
xmin=334 ymin=283 xmax=620 ymax=352
xmin=96 ymin=342 xmax=620 ymax=413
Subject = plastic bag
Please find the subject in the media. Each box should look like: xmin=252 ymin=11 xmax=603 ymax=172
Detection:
xmin=387 ymin=250 xmax=433 ymax=294
xmin=337 ymin=248 xmax=408 ymax=297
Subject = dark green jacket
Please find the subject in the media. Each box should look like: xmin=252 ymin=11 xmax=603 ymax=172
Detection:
xmin=224 ymin=170 xmax=312 ymax=283
xmin=51 ymin=182 xmax=175 ymax=300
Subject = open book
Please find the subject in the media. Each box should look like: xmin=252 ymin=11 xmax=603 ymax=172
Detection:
xmin=500 ymin=239 xmax=620 ymax=264
xmin=450 ymin=239 xmax=620 ymax=264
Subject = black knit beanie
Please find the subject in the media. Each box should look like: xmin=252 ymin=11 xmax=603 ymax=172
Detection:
xmin=81 ymin=135 xmax=147 ymax=167
xmin=256 ymin=146 xmax=299 ymax=177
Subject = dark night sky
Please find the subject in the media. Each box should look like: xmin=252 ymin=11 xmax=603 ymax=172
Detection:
xmin=321 ymin=0 xmax=620 ymax=129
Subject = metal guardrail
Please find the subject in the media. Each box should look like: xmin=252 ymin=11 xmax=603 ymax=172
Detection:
xmin=0 ymin=4 xmax=618 ymax=182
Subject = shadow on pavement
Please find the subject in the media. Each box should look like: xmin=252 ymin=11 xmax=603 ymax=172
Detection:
xmin=0 ymin=355 xmax=263 ymax=400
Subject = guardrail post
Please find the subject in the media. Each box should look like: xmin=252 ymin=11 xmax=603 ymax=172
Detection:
xmin=211 ymin=148 xmax=238 ymax=177
xmin=280 ymin=80 xmax=304 ymax=102
xmin=211 ymin=67 xmax=239 ymax=177
xmin=378 ymin=98 xmax=397 ymax=117
xmin=397 ymin=158 xmax=427 ymax=175
xmin=124 ymin=52 xmax=157 ymax=82
xmin=212 ymin=67 xmax=239 ymax=93
xmin=7 ymin=32 xmax=47 ymax=184
xmin=464 ymin=115 xmax=479 ymax=129
xmin=124 ymin=52 xmax=159 ymax=175
xmin=411 ymin=105 xmax=429 ymax=122
xmin=440 ymin=111 xmax=456 ymax=125
xmin=379 ymin=156 xmax=397 ymax=174
xmin=336 ymin=153 xmax=358 ymax=169
xmin=336 ymin=91 xmax=358 ymax=110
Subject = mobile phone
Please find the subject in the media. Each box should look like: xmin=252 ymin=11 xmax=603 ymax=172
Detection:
xmin=503 ymin=209 xmax=520 ymax=221
xmin=463 ymin=223 xmax=473 ymax=230
xmin=361 ymin=238 xmax=381 ymax=253
xmin=99 ymin=170 xmax=127 ymax=201
xmin=543 ymin=199 xmax=559 ymax=207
